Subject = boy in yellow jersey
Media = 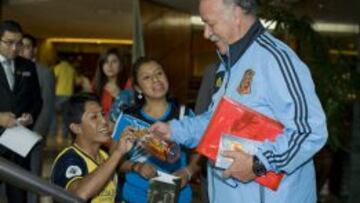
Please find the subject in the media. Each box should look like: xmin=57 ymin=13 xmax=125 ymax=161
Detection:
xmin=51 ymin=93 xmax=134 ymax=202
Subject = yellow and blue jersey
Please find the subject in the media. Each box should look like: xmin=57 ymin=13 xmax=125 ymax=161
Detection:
xmin=51 ymin=145 xmax=118 ymax=203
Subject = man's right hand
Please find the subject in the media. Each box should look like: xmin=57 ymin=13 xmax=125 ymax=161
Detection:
xmin=148 ymin=122 xmax=172 ymax=140
xmin=17 ymin=113 xmax=33 ymax=126
xmin=0 ymin=112 xmax=16 ymax=128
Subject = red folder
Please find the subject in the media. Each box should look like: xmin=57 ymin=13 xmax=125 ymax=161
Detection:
xmin=197 ymin=96 xmax=284 ymax=190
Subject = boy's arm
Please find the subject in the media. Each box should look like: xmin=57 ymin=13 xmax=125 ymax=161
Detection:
xmin=67 ymin=149 xmax=124 ymax=200
xmin=68 ymin=138 xmax=132 ymax=200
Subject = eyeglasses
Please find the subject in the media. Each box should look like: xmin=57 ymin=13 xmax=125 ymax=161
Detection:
xmin=0 ymin=39 xmax=23 ymax=48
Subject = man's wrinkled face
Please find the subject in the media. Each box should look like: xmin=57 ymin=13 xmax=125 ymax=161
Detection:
xmin=0 ymin=31 xmax=22 ymax=59
xmin=199 ymin=0 xmax=238 ymax=54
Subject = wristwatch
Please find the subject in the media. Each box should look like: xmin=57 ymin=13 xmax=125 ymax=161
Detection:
xmin=252 ymin=156 xmax=267 ymax=177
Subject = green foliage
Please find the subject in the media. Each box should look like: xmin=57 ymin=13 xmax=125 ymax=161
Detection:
xmin=259 ymin=2 xmax=359 ymax=150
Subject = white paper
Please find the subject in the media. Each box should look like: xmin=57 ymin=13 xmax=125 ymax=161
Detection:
xmin=215 ymin=134 xmax=261 ymax=169
xmin=151 ymin=171 xmax=180 ymax=184
xmin=0 ymin=124 xmax=42 ymax=157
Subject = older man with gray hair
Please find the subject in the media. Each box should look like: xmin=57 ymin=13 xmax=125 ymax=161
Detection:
xmin=150 ymin=0 xmax=328 ymax=202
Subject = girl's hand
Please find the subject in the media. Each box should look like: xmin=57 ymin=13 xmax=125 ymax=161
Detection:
xmin=173 ymin=167 xmax=193 ymax=188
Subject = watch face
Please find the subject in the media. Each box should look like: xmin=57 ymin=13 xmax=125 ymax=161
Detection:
xmin=253 ymin=156 xmax=267 ymax=176
xmin=255 ymin=164 xmax=267 ymax=176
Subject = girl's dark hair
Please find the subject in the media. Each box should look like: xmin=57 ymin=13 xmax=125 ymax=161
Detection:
xmin=131 ymin=57 xmax=158 ymax=106
xmin=94 ymin=48 xmax=126 ymax=97
xmin=131 ymin=56 xmax=158 ymax=86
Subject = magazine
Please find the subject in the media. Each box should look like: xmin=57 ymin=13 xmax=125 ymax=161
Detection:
xmin=112 ymin=113 xmax=150 ymax=162
xmin=148 ymin=171 xmax=181 ymax=203
xmin=0 ymin=123 xmax=42 ymax=157
xmin=112 ymin=113 xmax=150 ymax=141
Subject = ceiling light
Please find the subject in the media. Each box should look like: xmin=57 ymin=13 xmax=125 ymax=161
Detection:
xmin=46 ymin=38 xmax=133 ymax=45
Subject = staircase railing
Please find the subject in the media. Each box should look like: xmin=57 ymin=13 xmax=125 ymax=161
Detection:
xmin=0 ymin=157 xmax=85 ymax=203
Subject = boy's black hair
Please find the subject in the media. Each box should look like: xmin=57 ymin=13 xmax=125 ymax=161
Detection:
xmin=65 ymin=92 xmax=100 ymax=139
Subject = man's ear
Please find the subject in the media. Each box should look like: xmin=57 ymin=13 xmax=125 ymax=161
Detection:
xmin=69 ymin=123 xmax=82 ymax=135
xmin=234 ymin=6 xmax=243 ymax=25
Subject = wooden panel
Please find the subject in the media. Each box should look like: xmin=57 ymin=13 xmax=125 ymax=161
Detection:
xmin=190 ymin=27 xmax=218 ymax=77
xmin=141 ymin=1 xmax=192 ymax=103
xmin=140 ymin=1 xmax=220 ymax=104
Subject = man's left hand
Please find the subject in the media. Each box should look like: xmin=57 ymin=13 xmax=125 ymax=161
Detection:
xmin=222 ymin=150 xmax=256 ymax=182
xmin=17 ymin=113 xmax=33 ymax=126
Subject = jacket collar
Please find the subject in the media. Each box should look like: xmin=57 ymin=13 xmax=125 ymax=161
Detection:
xmin=218 ymin=20 xmax=265 ymax=68
xmin=0 ymin=56 xmax=24 ymax=92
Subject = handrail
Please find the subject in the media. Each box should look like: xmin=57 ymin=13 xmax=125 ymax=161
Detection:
xmin=0 ymin=157 xmax=85 ymax=203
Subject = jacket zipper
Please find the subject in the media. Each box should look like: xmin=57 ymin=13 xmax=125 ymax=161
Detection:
xmin=260 ymin=185 xmax=265 ymax=203
xmin=217 ymin=49 xmax=231 ymax=95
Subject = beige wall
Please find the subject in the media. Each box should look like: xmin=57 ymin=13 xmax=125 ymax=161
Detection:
xmin=37 ymin=39 xmax=57 ymax=66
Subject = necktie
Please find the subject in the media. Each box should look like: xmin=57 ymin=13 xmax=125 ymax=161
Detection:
xmin=3 ymin=60 xmax=14 ymax=90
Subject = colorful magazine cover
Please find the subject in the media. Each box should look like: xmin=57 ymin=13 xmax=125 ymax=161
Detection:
xmin=112 ymin=113 xmax=150 ymax=162
xmin=196 ymin=96 xmax=284 ymax=190
xmin=112 ymin=113 xmax=181 ymax=163
xmin=112 ymin=113 xmax=150 ymax=141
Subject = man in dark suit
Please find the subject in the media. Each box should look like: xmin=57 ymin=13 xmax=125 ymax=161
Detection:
xmin=0 ymin=20 xmax=42 ymax=202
